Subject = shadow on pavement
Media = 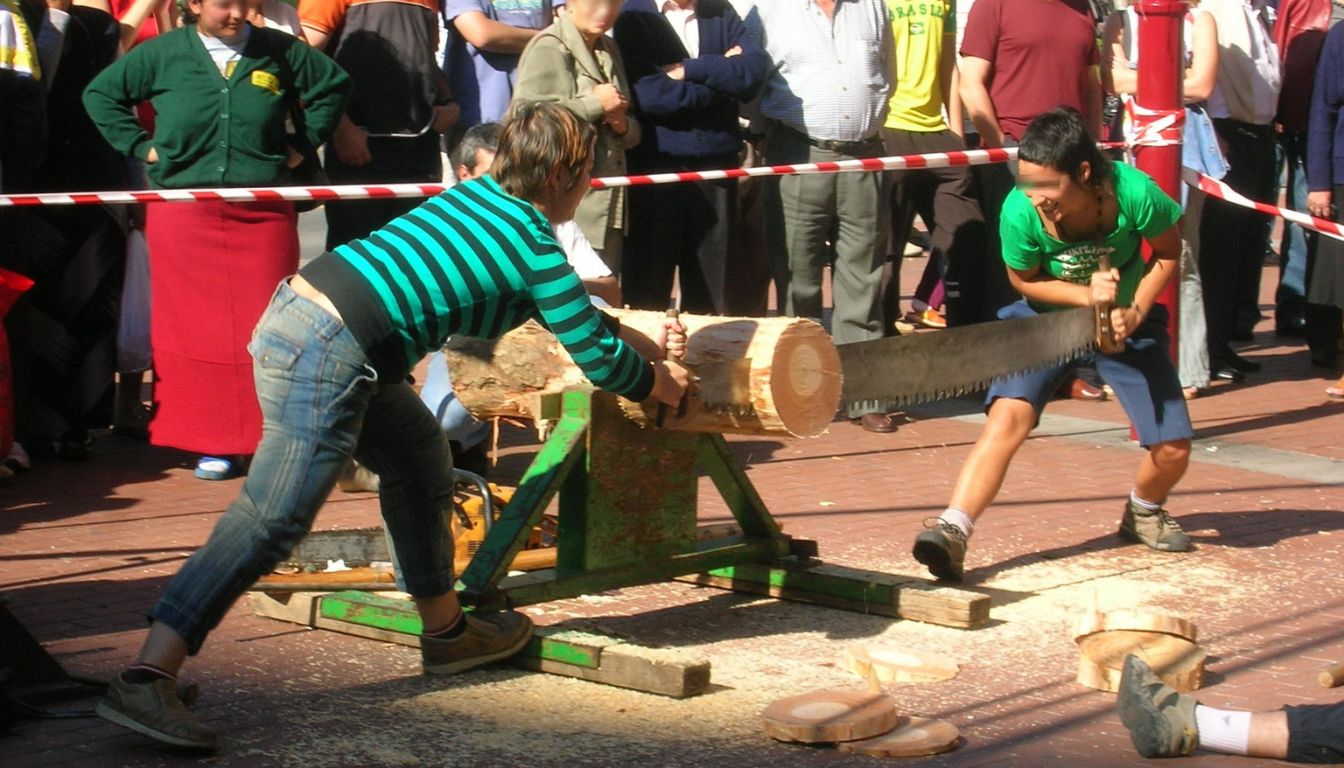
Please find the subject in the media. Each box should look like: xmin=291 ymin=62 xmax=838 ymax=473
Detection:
xmin=1182 ymin=508 xmax=1344 ymax=548
xmin=0 ymin=433 xmax=185 ymax=537
xmin=1 ymin=575 xmax=172 ymax=642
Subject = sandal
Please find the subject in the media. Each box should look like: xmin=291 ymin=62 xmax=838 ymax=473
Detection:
xmin=1328 ymin=381 xmax=1344 ymax=402
xmin=194 ymin=455 xmax=248 ymax=481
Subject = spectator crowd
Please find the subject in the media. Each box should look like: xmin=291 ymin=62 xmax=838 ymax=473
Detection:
xmin=4 ymin=0 xmax=1344 ymax=761
xmin=0 ymin=0 xmax=1341 ymax=471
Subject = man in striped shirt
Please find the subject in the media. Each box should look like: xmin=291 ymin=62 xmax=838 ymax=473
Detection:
xmin=94 ymin=102 xmax=689 ymax=754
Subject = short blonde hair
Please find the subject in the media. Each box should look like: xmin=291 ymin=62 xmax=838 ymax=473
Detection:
xmin=493 ymin=102 xmax=596 ymax=202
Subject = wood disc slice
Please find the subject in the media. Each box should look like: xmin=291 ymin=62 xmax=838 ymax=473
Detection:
xmin=843 ymin=645 xmax=959 ymax=683
xmin=1074 ymin=610 xmax=1205 ymax=693
xmin=837 ymin=716 xmax=960 ymax=757
xmin=762 ymin=689 xmax=899 ymax=744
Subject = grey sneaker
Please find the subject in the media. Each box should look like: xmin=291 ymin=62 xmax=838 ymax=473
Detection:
xmin=912 ymin=517 xmax=967 ymax=582
xmin=1119 ymin=500 xmax=1191 ymax=552
xmin=422 ymin=611 xmax=534 ymax=675
xmin=1117 ymin=654 xmax=1199 ymax=758
xmin=95 ymin=673 xmax=217 ymax=752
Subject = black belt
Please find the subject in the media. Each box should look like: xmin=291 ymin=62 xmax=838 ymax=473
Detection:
xmin=777 ymin=123 xmax=881 ymax=155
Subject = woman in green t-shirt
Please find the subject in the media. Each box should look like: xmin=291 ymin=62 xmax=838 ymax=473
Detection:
xmin=912 ymin=108 xmax=1194 ymax=584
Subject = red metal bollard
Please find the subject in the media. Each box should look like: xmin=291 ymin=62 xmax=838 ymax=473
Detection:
xmin=1133 ymin=0 xmax=1187 ymax=363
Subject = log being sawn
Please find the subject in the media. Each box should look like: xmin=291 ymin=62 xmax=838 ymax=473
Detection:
xmin=442 ymin=309 xmax=842 ymax=437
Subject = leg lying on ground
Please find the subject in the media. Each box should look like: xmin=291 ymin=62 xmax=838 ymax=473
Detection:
xmin=1116 ymin=655 xmax=1344 ymax=763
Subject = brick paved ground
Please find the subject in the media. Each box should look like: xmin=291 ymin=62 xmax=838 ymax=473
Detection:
xmin=2 ymin=257 xmax=1342 ymax=768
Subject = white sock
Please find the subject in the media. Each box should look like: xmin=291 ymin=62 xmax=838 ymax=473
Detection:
xmin=1194 ymin=705 xmax=1251 ymax=755
xmin=939 ymin=508 xmax=974 ymax=538
xmin=1130 ymin=491 xmax=1162 ymax=511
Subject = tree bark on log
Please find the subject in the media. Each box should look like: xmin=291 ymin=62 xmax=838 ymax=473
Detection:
xmin=441 ymin=310 xmax=842 ymax=437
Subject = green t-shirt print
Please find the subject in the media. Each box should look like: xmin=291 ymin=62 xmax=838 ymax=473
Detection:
xmin=999 ymin=162 xmax=1181 ymax=312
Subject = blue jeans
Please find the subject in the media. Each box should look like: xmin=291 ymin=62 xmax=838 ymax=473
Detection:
xmin=1277 ymin=131 xmax=1309 ymax=318
xmin=150 ymin=281 xmax=456 ymax=654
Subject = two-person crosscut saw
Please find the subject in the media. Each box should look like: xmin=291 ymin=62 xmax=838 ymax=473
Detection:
xmin=837 ymin=306 xmax=1100 ymax=412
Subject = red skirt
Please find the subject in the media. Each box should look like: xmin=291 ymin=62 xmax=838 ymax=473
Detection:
xmin=145 ymin=200 xmax=298 ymax=455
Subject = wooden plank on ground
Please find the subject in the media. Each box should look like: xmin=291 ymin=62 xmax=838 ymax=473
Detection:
xmin=679 ymin=561 xmax=990 ymax=630
xmin=250 ymin=591 xmax=710 ymax=697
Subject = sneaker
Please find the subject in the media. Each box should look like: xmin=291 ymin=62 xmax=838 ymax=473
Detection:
xmin=194 ymin=455 xmax=246 ymax=481
xmin=913 ymin=308 xmax=947 ymax=329
xmin=1117 ymin=654 xmax=1199 ymax=758
xmin=421 ymin=611 xmax=534 ymax=675
xmin=95 ymin=673 xmax=217 ymax=752
xmin=1119 ymin=500 xmax=1191 ymax=552
xmin=912 ymin=517 xmax=967 ymax=582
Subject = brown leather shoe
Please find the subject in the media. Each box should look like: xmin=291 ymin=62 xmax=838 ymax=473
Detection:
xmin=1066 ymin=377 xmax=1106 ymax=401
xmin=855 ymin=413 xmax=898 ymax=433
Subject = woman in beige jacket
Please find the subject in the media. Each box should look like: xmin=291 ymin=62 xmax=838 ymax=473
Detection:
xmin=513 ymin=0 xmax=640 ymax=272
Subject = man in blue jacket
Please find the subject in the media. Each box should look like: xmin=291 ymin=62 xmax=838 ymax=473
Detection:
xmin=614 ymin=0 xmax=767 ymax=315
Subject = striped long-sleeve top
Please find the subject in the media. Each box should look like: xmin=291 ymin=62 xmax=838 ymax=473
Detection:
xmin=300 ymin=174 xmax=655 ymax=400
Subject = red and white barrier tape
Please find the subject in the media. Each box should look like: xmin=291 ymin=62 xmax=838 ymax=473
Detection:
xmin=1183 ymin=168 xmax=1344 ymax=243
xmin=4 ymin=143 xmax=1339 ymax=246
xmin=587 ymin=147 xmax=1017 ymax=189
xmin=0 ymin=147 xmax=1017 ymax=207
xmin=1126 ymin=105 xmax=1185 ymax=149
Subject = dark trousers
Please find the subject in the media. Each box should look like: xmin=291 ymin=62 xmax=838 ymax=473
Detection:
xmin=971 ymin=144 xmax=1025 ymax=324
xmin=323 ymin=132 xmax=442 ymax=250
xmin=1199 ymin=119 xmax=1277 ymax=363
xmin=624 ymin=154 xmax=741 ymax=314
xmin=1306 ymin=186 xmax=1344 ymax=365
xmin=1286 ymin=703 xmax=1344 ymax=763
xmin=881 ymin=128 xmax=988 ymax=328
xmin=1304 ymin=183 xmax=1344 ymax=365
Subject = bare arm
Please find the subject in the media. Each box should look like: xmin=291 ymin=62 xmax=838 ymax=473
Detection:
xmin=1182 ymin=12 xmax=1218 ymax=102
xmin=583 ymin=277 xmax=621 ymax=307
xmin=453 ymin=10 xmax=540 ymax=53
xmin=1107 ymin=12 xmax=1216 ymax=103
xmin=303 ymin=23 xmax=330 ymax=50
xmin=1085 ymin=67 xmax=1103 ymax=136
xmin=939 ymin=32 xmax=963 ymax=136
xmin=1110 ymin=223 xmax=1181 ymax=339
xmin=959 ymin=55 xmax=1003 ymax=147
xmin=1006 ymin=264 xmax=1093 ymax=308
xmin=617 ymin=322 xmax=660 ymax=361
xmin=1102 ymin=12 xmax=1134 ymax=96
xmin=116 ymin=0 xmax=161 ymax=51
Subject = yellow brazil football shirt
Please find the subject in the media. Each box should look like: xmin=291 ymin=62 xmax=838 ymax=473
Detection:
xmin=884 ymin=0 xmax=955 ymax=132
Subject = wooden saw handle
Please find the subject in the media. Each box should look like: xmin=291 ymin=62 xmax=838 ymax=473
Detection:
xmin=655 ymin=308 xmax=681 ymax=427
xmin=1094 ymin=254 xmax=1126 ymax=355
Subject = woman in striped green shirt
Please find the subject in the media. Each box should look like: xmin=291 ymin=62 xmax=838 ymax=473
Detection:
xmin=94 ymin=102 xmax=689 ymax=753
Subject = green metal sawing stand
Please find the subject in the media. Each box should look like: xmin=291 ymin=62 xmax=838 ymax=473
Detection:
xmin=457 ymin=388 xmax=789 ymax=609
xmin=452 ymin=388 xmax=988 ymax=630
xmin=255 ymin=386 xmax=989 ymax=696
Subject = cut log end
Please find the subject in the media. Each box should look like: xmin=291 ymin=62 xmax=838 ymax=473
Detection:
xmin=1074 ymin=611 xmax=1205 ymax=693
xmin=762 ymin=689 xmax=899 ymax=744
xmin=836 ymin=716 xmax=960 ymax=758
xmin=770 ymin=326 xmax=844 ymax=437
xmin=842 ymin=645 xmax=960 ymax=684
